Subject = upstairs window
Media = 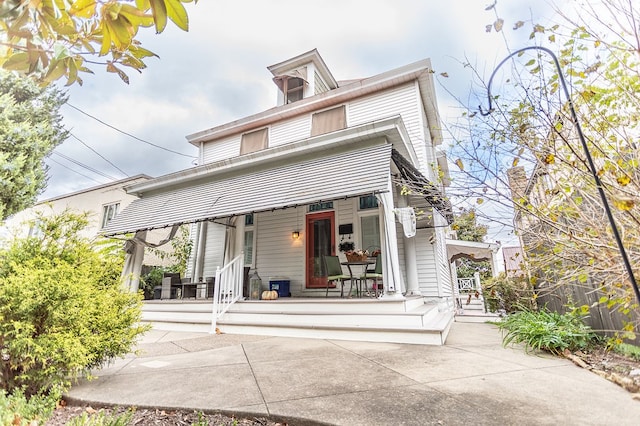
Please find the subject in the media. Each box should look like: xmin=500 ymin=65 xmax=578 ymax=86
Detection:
xmin=101 ymin=202 xmax=120 ymax=228
xmin=284 ymin=77 xmax=304 ymax=104
xmin=311 ymin=105 xmax=346 ymax=136
xmin=240 ymin=128 xmax=268 ymax=155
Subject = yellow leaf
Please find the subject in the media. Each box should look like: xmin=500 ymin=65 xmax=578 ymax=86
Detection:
xmin=493 ymin=18 xmax=504 ymax=32
xmin=512 ymin=157 xmax=519 ymax=167
xmin=454 ymin=158 xmax=464 ymax=171
xmin=150 ymin=0 xmax=168 ymax=33
xmin=616 ymin=175 xmax=631 ymax=186
xmin=544 ymin=153 xmax=555 ymax=164
xmin=70 ymin=0 xmax=97 ymax=19
xmin=476 ymin=198 xmax=484 ymax=205
xmin=165 ymin=0 xmax=189 ymax=31
xmin=613 ymin=198 xmax=634 ymax=211
xmin=2 ymin=52 xmax=30 ymax=71
xmin=99 ymin=25 xmax=112 ymax=56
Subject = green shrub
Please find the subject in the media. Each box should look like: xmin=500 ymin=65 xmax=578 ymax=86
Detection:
xmin=482 ymin=273 xmax=535 ymax=313
xmin=0 ymin=210 xmax=149 ymax=397
xmin=496 ymin=308 xmax=599 ymax=355
xmin=0 ymin=388 xmax=58 ymax=425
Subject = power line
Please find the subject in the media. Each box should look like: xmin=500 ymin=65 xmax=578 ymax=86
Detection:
xmin=47 ymin=157 xmax=105 ymax=185
xmin=70 ymin=132 xmax=129 ymax=177
xmin=65 ymin=103 xmax=197 ymax=159
xmin=52 ymin=151 xmax=119 ymax=180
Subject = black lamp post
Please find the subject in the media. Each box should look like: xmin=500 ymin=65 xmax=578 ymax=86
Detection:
xmin=480 ymin=46 xmax=640 ymax=309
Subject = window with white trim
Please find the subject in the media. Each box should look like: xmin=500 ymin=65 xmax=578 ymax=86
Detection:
xmin=101 ymin=203 xmax=120 ymax=228
xmin=359 ymin=196 xmax=380 ymax=252
xmin=284 ymin=77 xmax=304 ymax=104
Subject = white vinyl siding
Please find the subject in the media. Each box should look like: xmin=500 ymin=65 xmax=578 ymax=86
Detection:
xmin=314 ymin=71 xmax=329 ymax=95
xmin=434 ymin=217 xmax=452 ymax=297
xmin=255 ymin=209 xmax=305 ymax=295
xmin=270 ymin=115 xmax=311 ymax=147
xmin=348 ymin=82 xmax=429 ymax=170
xmin=202 ymin=134 xmax=241 ymax=164
xmin=415 ymin=228 xmax=439 ymax=297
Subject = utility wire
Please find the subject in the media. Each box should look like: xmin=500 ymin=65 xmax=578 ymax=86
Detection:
xmin=70 ymin=132 xmax=129 ymax=177
xmin=47 ymin=157 xmax=105 ymax=185
xmin=65 ymin=103 xmax=196 ymax=158
xmin=52 ymin=151 xmax=119 ymax=180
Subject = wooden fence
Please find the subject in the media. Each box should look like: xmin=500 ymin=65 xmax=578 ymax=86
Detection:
xmin=536 ymin=278 xmax=640 ymax=345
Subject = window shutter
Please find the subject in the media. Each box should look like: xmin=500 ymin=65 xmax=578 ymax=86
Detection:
xmin=240 ymin=128 xmax=269 ymax=155
xmin=311 ymin=105 xmax=346 ymax=136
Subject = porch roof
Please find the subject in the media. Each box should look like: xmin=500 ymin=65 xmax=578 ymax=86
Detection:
xmin=445 ymin=239 xmax=500 ymax=262
xmin=102 ymin=143 xmax=393 ymax=236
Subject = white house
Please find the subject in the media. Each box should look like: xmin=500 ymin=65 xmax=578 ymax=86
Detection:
xmin=104 ymin=49 xmax=459 ymax=344
xmin=3 ymin=175 xmax=151 ymax=242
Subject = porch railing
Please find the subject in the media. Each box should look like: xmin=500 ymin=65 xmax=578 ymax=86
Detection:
xmin=457 ymin=277 xmax=477 ymax=293
xmin=457 ymin=272 xmax=482 ymax=294
xmin=211 ymin=253 xmax=245 ymax=333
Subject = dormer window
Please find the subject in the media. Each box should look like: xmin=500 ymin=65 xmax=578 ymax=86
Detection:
xmin=284 ymin=77 xmax=304 ymax=104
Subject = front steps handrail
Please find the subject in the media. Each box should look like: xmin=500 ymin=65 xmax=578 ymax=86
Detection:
xmin=211 ymin=253 xmax=244 ymax=333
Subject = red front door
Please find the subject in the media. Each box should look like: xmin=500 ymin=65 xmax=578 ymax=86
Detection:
xmin=305 ymin=211 xmax=335 ymax=288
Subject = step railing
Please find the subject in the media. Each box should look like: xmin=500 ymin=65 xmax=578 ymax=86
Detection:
xmin=211 ymin=253 xmax=244 ymax=333
xmin=457 ymin=277 xmax=477 ymax=293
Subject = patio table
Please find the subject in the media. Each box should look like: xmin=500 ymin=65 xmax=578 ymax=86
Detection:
xmin=341 ymin=260 xmax=375 ymax=297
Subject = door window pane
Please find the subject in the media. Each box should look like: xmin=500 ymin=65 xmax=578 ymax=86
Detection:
xmin=313 ymin=218 xmax=331 ymax=277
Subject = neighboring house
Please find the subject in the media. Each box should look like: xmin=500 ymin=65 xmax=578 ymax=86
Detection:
xmin=1 ymin=175 xmax=172 ymax=268
xmin=104 ymin=49 xmax=458 ymax=344
xmin=3 ymin=175 xmax=151 ymax=241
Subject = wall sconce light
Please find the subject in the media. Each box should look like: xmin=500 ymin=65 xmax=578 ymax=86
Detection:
xmin=292 ymin=231 xmax=300 ymax=240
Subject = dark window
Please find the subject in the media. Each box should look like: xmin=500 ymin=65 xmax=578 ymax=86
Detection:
xmin=309 ymin=202 xmax=334 ymax=212
xmin=359 ymin=195 xmax=379 ymax=210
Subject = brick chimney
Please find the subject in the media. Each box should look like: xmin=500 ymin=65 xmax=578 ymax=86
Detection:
xmin=507 ymin=166 xmax=528 ymax=201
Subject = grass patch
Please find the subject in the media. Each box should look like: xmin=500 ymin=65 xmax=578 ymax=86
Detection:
xmin=496 ymin=309 xmax=599 ymax=355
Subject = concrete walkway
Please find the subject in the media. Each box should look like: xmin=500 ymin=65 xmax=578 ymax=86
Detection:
xmin=67 ymin=322 xmax=640 ymax=425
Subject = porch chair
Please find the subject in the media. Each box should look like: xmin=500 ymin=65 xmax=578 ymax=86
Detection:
xmin=360 ymin=255 xmax=383 ymax=297
xmin=323 ymin=255 xmax=353 ymax=297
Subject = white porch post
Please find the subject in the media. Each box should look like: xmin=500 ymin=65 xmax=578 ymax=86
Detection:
xmin=121 ymin=230 xmax=146 ymax=293
xmin=377 ymin=176 xmax=405 ymax=300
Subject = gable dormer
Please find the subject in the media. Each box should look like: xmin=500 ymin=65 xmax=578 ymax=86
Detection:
xmin=267 ymin=49 xmax=339 ymax=106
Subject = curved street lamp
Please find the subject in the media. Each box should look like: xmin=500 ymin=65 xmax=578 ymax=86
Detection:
xmin=479 ymin=46 xmax=640 ymax=309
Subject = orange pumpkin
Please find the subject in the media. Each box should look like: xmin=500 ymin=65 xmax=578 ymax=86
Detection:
xmin=261 ymin=290 xmax=279 ymax=300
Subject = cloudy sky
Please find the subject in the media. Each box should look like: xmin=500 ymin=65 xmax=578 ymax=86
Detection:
xmin=44 ymin=0 xmax=563 ymax=242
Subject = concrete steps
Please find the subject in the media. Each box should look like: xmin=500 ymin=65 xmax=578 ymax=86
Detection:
xmin=141 ymin=297 xmax=454 ymax=345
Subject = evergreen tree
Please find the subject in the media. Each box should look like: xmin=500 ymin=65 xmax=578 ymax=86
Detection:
xmin=0 ymin=70 xmax=68 ymax=220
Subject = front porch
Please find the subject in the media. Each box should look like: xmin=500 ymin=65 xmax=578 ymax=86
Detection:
xmin=141 ymin=296 xmax=454 ymax=345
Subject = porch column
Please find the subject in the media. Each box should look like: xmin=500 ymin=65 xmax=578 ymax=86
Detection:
xmin=121 ymin=230 xmax=146 ymax=293
xmin=377 ymin=176 xmax=405 ymax=300
xmin=398 ymin=195 xmax=420 ymax=296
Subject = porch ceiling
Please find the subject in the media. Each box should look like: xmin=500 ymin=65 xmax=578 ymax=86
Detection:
xmin=102 ymin=143 xmax=393 ymax=236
